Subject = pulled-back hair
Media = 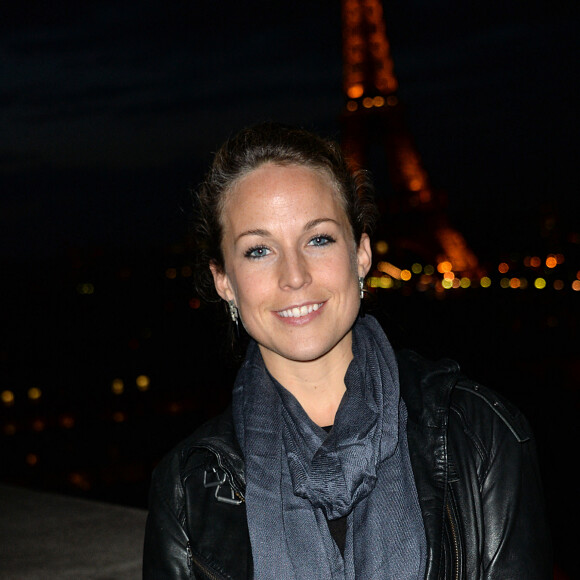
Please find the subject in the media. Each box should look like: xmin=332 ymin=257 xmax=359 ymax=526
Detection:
xmin=191 ymin=122 xmax=378 ymax=302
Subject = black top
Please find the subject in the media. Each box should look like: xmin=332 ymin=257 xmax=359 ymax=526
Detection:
xmin=323 ymin=425 xmax=347 ymax=556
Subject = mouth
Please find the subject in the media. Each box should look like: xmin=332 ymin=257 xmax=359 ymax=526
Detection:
xmin=276 ymin=302 xmax=324 ymax=319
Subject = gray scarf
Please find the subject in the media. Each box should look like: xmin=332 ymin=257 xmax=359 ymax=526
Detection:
xmin=232 ymin=315 xmax=426 ymax=579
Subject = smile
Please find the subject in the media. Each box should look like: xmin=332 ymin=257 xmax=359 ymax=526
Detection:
xmin=276 ymin=302 xmax=324 ymax=318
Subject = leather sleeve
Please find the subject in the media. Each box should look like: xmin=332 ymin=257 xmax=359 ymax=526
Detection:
xmin=143 ymin=451 xmax=194 ymax=579
xmin=451 ymin=383 xmax=552 ymax=579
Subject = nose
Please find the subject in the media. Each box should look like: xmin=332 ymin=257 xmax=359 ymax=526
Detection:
xmin=278 ymin=250 xmax=312 ymax=290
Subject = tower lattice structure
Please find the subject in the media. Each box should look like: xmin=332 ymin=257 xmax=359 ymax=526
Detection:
xmin=341 ymin=0 xmax=482 ymax=278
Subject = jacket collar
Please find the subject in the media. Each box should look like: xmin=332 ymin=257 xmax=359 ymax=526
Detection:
xmin=396 ymin=349 xmax=461 ymax=580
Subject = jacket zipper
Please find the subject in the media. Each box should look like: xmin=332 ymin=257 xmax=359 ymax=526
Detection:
xmin=445 ymin=501 xmax=460 ymax=580
xmin=188 ymin=542 xmax=227 ymax=580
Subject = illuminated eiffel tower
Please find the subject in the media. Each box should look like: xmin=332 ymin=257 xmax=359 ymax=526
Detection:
xmin=341 ymin=0 xmax=483 ymax=279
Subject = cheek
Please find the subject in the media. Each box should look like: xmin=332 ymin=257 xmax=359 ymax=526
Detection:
xmin=232 ymin=269 xmax=268 ymax=308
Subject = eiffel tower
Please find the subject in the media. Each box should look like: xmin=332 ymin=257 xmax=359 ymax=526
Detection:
xmin=340 ymin=0 xmax=483 ymax=279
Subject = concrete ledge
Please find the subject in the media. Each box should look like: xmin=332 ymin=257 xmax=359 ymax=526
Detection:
xmin=0 ymin=484 xmax=147 ymax=579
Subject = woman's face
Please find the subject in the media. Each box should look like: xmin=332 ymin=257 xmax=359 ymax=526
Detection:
xmin=211 ymin=162 xmax=372 ymax=370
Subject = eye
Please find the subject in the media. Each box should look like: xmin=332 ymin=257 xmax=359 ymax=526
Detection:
xmin=245 ymin=245 xmax=271 ymax=259
xmin=308 ymin=234 xmax=335 ymax=247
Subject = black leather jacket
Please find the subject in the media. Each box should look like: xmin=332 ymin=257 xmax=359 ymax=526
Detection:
xmin=143 ymin=351 xmax=552 ymax=579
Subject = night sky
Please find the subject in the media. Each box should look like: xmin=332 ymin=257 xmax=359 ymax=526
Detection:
xmin=1 ymin=0 xmax=579 ymax=260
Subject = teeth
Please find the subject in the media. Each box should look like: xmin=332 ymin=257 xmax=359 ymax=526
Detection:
xmin=278 ymin=303 xmax=322 ymax=318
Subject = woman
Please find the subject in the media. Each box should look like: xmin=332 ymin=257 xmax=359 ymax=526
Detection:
xmin=143 ymin=123 xmax=551 ymax=579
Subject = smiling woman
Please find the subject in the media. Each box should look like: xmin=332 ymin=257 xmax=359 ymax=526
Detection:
xmin=143 ymin=123 xmax=551 ymax=579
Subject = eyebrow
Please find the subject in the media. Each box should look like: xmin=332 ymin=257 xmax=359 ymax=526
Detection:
xmin=234 ymin=218 xmax=339 ymax=243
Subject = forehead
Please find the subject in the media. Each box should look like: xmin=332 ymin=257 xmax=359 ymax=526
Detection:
xmin=220 ymin=162 xmax=348 ymax=226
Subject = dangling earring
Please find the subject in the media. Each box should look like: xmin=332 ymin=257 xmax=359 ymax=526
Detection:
xmin=359 ymin=276 xmax=365 ymax=299
xmin=228 ymin=300 xmax=239 ymax=337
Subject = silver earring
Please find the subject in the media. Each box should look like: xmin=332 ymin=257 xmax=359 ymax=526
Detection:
xmin=359 ymin=276 xmax=365 ymax=299
xmin=228 ymin=300 xmax=240 ymax=337
xmin=228 ymin=300 xmax=239 ymax=323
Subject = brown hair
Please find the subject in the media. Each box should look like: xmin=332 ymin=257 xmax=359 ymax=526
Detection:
xmin=191 ymin=122 xmax=378 ymax=302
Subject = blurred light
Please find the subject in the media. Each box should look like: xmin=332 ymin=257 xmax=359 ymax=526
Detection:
xmin=136 ymin=375 xmax=150 ymax=391
xmin=32 ymin=419 xmax=45 ymax=432
xmin=77 ymin=283 xmax=94 ymax=295
xmin=347 ymin=85 xmax=364 ymax=99
xmin=409 ymin=179 xmax=421 ymax=191
xmin=530 ymin=256 xmax=541 ymax=268
xmin=400 ymin=269 xmax=412 ymax=281
xmin=534 ymin=278 xmax=546 ymax=289
xmin=442 ymin=279 xmax=453 ymax=289
xmin=443 ymin=271 xmax=455 ymax=280
xmin=386 ymin=95 xmax=398 ymax=106
xmin=1 ymin=390 xmax=15 ymax=406
xmin=437 ymin=261 xmax=452 ymax=274
xmin=362 ymin=97 xmax=373 ymax=108
xmin=500 ymin=278 xmax=510 ymax=289
xmin=509 ymin=278 xmax=521 ymax=289
xmin=498 ymin=262 xmax=509 ymax=274
xmin=112 ymin=411 xmax=126 ymax=423
xmin=519 ymin=278 xmax=528 ymax=290
xmin=28 ymin=387 xmax=42 ymax=401
xmin=523 ymin=256 xmax=531 ymax=267
xmin=424 ymin=265 xmax=435 ymax=276
xmin=379 ymin=276 xmax=393 ymax=289
xmin=111 ymin=379 xmax=124 ymax=395
xmin=460 ymin=277 xmax=471 ymax=288
xmin=189 ymin=297 xmax=201 ymax=309
xmin=378 ymin=261 xmax=401 ymax=279
xmin=556 ymin=253 xmax=565 ymax=264
xmin=375 ymin=240 xmax=389 ymax=254
xmin=346 ymin=100 xmax=358 ymax=112
xmin=553 ymin=280 xmax=564 ymax=290
xmin=411 ymin=263 xmax=422 ymax=274
xmin=480 ymin=277 xmax=491 ymax=288
xmin=69 ymin=472 xmax=91 ymax=491
xmin=545 ymin=256 xmax=557 ymax=269
xmin=26 ymin=453 xmax=38 ymax=466
xmin=4 ymin=423 xmax=16 ymax=435
xmin=165 ymin=268 xmax=177 ymax=279
xmin=572 ymin=280 xmax=580 ymax=291
xmin=59 ymin=414 xmax=75 ymax=429
xmin=181 ymin=265 xmax=192 ymax=277
xmin=168 ymin=402 xmax=182 ymax=414
xmin=577 ymin=270 xmax=580 ymax=280
xmin=373 ymin=96 xmax=385 ymax=107
xmin=368 ymin=277 xmax=379 ymax=288
xmin=452 ymin=278 xmax=461 ymax=288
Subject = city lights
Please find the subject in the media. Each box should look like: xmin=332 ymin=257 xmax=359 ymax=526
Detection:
xmin=136 ymin=375 xmax=150 ymax=391
xmin=28 ymin=387 xmax=42 ymax=401
xmin=375 ymin=240 xmax=389 ymax=254
xmin=111 ymin=378 xmax=124 ymax=395
xmin=77 ymin=283 xmax=94 ymax=295
xmin=1 ymin=390 xmax=15 ymax=406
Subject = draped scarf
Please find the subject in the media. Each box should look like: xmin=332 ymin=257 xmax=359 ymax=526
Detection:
xmin=232 ymin=315 xmax=426 ymax=579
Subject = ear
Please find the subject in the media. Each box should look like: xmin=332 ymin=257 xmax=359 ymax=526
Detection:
xmin=356 ymin=233 xmax=372 ymax=278
xmin=209 ymin=262 xmax=236 ymax=303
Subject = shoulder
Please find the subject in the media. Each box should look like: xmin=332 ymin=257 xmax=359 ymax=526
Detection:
xmin=450 ymin=378 xmax=531 ymax=444
xmin=396 ymin=349 xmax=531 ymax=444
xmin=149 ymin=409 xmax=239 ymax=517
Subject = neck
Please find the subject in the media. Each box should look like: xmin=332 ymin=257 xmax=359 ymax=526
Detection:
xmin=260 ymin=333 xmax=353 ymax=427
